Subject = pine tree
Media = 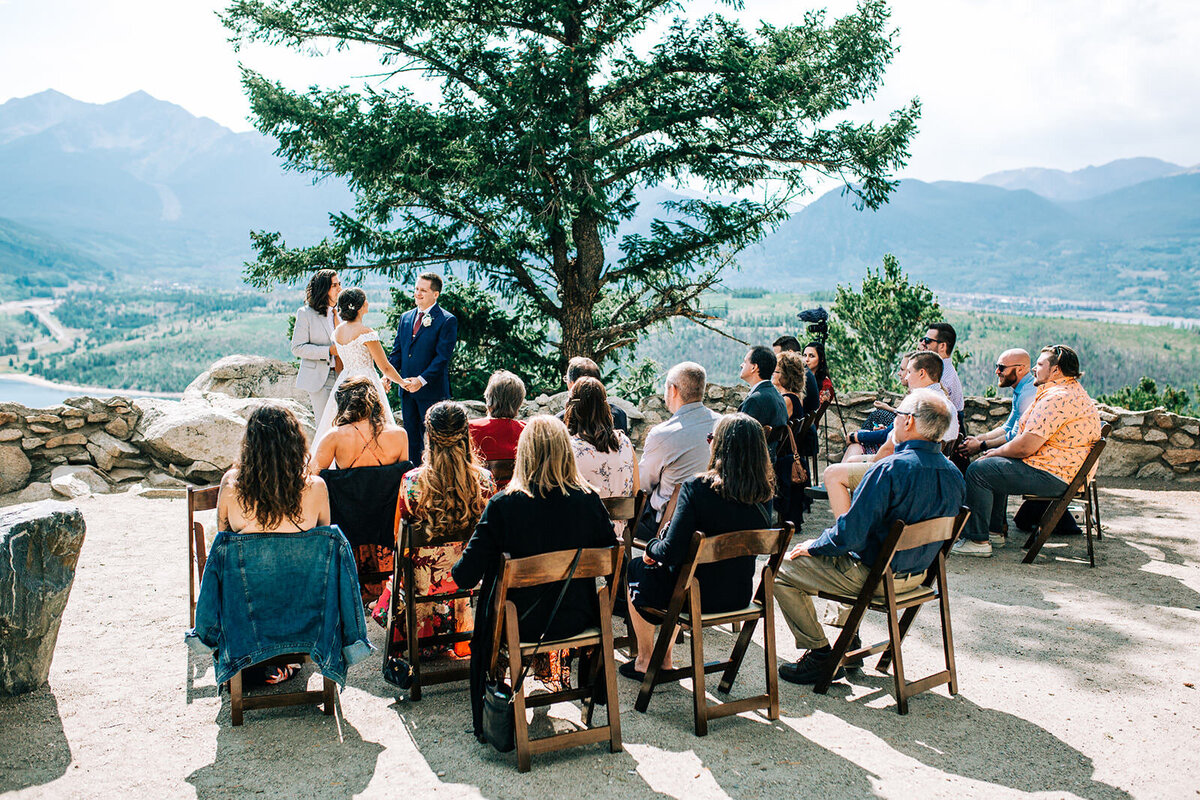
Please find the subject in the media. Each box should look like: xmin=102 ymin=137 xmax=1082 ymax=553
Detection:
xmin=224 ymin=0 xmax=919 ymax=361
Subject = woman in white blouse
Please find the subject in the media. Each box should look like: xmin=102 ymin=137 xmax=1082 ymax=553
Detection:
xmin=564 ymin=377 xmax=638 ymax=530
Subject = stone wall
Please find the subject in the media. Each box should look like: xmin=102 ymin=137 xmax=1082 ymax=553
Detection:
xmin=3 ymin=357 xmax=1198 ymax=506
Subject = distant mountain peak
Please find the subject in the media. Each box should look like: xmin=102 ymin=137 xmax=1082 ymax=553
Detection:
xmin=977 ymin=157 xmax=1184 ymax=202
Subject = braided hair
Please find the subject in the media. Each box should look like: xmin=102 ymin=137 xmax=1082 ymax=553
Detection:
xmin=412 ymin=401 xmax=489 ymax=537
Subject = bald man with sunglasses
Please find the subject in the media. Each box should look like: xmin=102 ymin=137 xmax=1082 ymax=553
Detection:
xmin=958 ymin=349 xmax=1035 ymax=457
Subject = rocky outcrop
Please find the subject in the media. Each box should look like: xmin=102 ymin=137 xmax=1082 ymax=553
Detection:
xmin=0 ymin=501 xmax=86 ymax=695
xmin=0 ymin=445 xmax=31 ymax=494
xmin=184 ymin=355 xmax=308 ymax=404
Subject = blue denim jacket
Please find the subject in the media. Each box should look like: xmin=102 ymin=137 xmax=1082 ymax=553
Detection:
xmin=186 ymin=525 xmax=373 ymax=686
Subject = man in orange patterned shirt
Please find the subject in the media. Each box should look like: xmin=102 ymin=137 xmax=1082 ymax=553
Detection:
xmin=954 ymin=345 xmax=1101 ymax=557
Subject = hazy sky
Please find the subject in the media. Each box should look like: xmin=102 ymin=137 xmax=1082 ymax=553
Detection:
xmin=1 ymin=0 xmax=1196 ymax=181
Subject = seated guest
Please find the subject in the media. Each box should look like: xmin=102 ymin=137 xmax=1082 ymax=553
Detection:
xmin=216 ymin=403 xmax=332 ymax=684
xmin=623 ymin=413 xmax=775 ymax=679
xmin=955 ymin=345 xmax=1101 ymax=557
xmin=919 ymin=322 xmax=964 ymax=418
xmin=739 ymin=345 xmax=789 ymax=457
xmin=373 ymin=402 xmax=495 ymax=669
xmin=844 ymin=351 xmax=914 ymax=459
xmin=312 ymin=377 xmax=411 ymax=602
xmin=453 ymin=415 xmax=617 ymax=741
xmin=638 ymin=362 xmax=722 ymax=538
xmin=774 ymin=389 xmax=965 ymax=684
xmin=555 ymin=356 xmax=629 ymax=433
xmin=469 ymin=369 xmax=527 ymax=484
xmin=958 ymin=349 xmax=1035 ymax=458
xmin=313 ymin=377 xmax=410 ymax=469
xmin=774 ymin=335 xmax=820 ymax=415
xmin=566 ymin=377 xmax=639 ymax=532
xmin=824 ymin=352 xmax=958 ymax=517
xmin=803 ymin=340 xmax=835 ymax=405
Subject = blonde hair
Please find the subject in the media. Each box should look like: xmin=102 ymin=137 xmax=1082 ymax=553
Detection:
xmin=506 ymin=415 xmax=593 ymax=498
xmin=413 ymin=401 xmax=490 ymax=537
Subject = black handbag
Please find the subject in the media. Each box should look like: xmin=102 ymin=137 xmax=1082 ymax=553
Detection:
xmin=482 ymin=548 xmax=583 ymax=753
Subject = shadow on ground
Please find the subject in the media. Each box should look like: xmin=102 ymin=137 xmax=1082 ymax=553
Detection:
xmin=0 ymin=687 xmax=71 ymax=793
xmin=186 ymin=666 xmax=383 ymax=800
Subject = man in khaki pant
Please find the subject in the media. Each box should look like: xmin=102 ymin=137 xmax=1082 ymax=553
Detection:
xmin=775 ymin=389 xmax=966 ymax=684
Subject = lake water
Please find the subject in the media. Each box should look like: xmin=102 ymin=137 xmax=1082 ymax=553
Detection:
xmin=0 ymin=375 xmax=171 ymax=409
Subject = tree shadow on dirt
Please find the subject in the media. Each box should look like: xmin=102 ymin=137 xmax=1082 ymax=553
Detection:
xmin=0 ymin=687 xmax=71 ymax=793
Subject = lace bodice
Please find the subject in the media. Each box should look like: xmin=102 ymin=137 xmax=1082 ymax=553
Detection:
xmin=336 ymin=330 xmax=380 ymax=375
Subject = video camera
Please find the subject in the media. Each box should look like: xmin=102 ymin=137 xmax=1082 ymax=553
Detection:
xmin=797 ymin=306 xmax=828 ymax=342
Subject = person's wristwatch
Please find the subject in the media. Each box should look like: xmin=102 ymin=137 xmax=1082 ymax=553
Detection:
xmin=979 ymin=440 xmax=989 ymax=452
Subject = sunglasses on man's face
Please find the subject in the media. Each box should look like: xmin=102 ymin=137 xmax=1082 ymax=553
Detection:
xmin=920 ymin=336 xmax=940 ymax=345
xmin=994 ymin=363 xmax=1018 ymax=372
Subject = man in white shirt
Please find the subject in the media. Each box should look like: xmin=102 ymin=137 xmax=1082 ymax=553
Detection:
xmin=637 ymin=362 xmax=721 ymax=538
xmin=920 ymin=322 xmax=964 ymax=416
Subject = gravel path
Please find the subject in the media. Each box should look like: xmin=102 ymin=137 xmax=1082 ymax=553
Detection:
xmin=2 ymin=482 xmax=1198 ymax=799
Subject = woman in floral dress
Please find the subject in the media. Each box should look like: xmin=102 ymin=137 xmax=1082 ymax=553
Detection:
xmin=564 ymin=377 xmax=638 ymax=532
xmin=373 ymin=401 xmax=494 ymax=667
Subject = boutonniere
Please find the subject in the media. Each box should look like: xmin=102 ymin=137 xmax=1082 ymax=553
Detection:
xmin=421 ymin=313 xmax=432 ymax=328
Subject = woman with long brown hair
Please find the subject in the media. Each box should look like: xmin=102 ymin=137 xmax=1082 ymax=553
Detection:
xmin=313 ymin=377 xmax=410 ymax=603
xmin=216 ymin=404 xmax=330 ymax=683
xmin=622 ymin=412 xmax=775 ymax=680
xmin=374 ymin=401 xmax=495 ymax=675
xmin=565 ymin=377 xmax=638 ymax=526
xmin=452 ymin=415 xmax=616 ymax=741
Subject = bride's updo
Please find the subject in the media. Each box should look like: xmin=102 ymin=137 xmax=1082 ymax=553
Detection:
xmin=337 ymin=288 xmax=366 ymax=322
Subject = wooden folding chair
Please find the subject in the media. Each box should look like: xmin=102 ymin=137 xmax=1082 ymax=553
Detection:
xmin=806 ymin=399 xmax=831 ymax=479
xmin=187 ymin=485 xmax=220 ymax=627
xmin=384 ymin=518 xmax=476 ymax=699
xmin=489 ymin=545 xmax=624 ymax=772
xmin=603 ymin=492 xmax=646 ymax=654
xmin=814 ymin=507 xmax=970 ymax=714
xmin=487 ymin=459 xmax=516 ymax=486
xmin=632 ymin=524 xmax=793 ymax=736
xmin=229 ymin=655 xmax=336 ymax=726
xmin=1021 ymin=424 xmax=1111 ymax=567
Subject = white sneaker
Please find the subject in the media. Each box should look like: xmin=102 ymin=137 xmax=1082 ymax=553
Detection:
xmin=952 ymin=539 xmax=993 ymax=558
xmin=989 ymin=532 xmax=1008 ymax=547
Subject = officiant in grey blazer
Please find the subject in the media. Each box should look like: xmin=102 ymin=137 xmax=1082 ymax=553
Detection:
xmin=291 ymin=269 xmax=342 ymax=421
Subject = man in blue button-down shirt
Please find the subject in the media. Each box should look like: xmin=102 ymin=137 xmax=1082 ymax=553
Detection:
xmin=774 ymin=389 xmax=966 ymax=685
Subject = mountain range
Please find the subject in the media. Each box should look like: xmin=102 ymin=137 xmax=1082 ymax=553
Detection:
xmin=0 ymin=90 xmax=1196 ymax=315
xmin=0 ymin=90 xmax=351 ymax=287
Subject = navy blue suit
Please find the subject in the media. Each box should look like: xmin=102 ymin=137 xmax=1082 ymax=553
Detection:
xmin=388 ymin=304 xmax=458 ymax=464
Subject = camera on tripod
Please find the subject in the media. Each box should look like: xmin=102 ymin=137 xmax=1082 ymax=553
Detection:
xmin=797 ymin=306 xmax=828 ymax=342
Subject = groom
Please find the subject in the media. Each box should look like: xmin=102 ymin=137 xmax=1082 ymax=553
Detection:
xmin=389 ymin=272 xmax=458 ymax=464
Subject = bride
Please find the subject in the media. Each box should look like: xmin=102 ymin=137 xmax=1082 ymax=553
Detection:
xmin=312 ymin=288 xmax=404 ymax=450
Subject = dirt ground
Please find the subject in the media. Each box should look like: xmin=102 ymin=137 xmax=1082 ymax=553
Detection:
xmin=2 ymin=480 xmax=1199 ymax=799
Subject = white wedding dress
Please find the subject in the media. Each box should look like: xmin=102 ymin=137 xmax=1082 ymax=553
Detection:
xmin=311 ymin=329 xmax=396 ymax=451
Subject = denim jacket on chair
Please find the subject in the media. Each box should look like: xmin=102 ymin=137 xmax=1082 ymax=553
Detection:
xmin=185 ymin=525 xmax=373 ymax=686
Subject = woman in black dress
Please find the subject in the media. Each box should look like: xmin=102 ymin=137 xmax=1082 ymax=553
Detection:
xmin=452 ymin=415 xmax=617 ymax=740
xmin=622 ymin=413 xmax=775 ymax=679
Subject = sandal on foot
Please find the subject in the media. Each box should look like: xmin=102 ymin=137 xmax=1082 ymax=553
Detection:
xmin=264 ymin=663 xmax=301 ymax=685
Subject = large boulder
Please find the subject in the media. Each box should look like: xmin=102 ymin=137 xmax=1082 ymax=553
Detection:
xmin=133 ymin=396 xmax=315 ymax=470
xmin=184 ymin=355 xmax=307 ymax=404
xmin=0 ymin=501 xmax=86 ymax=695
xmin=0 ymin=445 xmax=31 ymax=494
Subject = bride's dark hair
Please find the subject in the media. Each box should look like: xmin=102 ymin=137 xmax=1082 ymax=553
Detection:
xmin=334 ymin=377 xmax=385 ymax=441
xmin=337 ymin=288 xmax=367 ymax=322
xmin=233 ymin=405 xmax=310 ymax=530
